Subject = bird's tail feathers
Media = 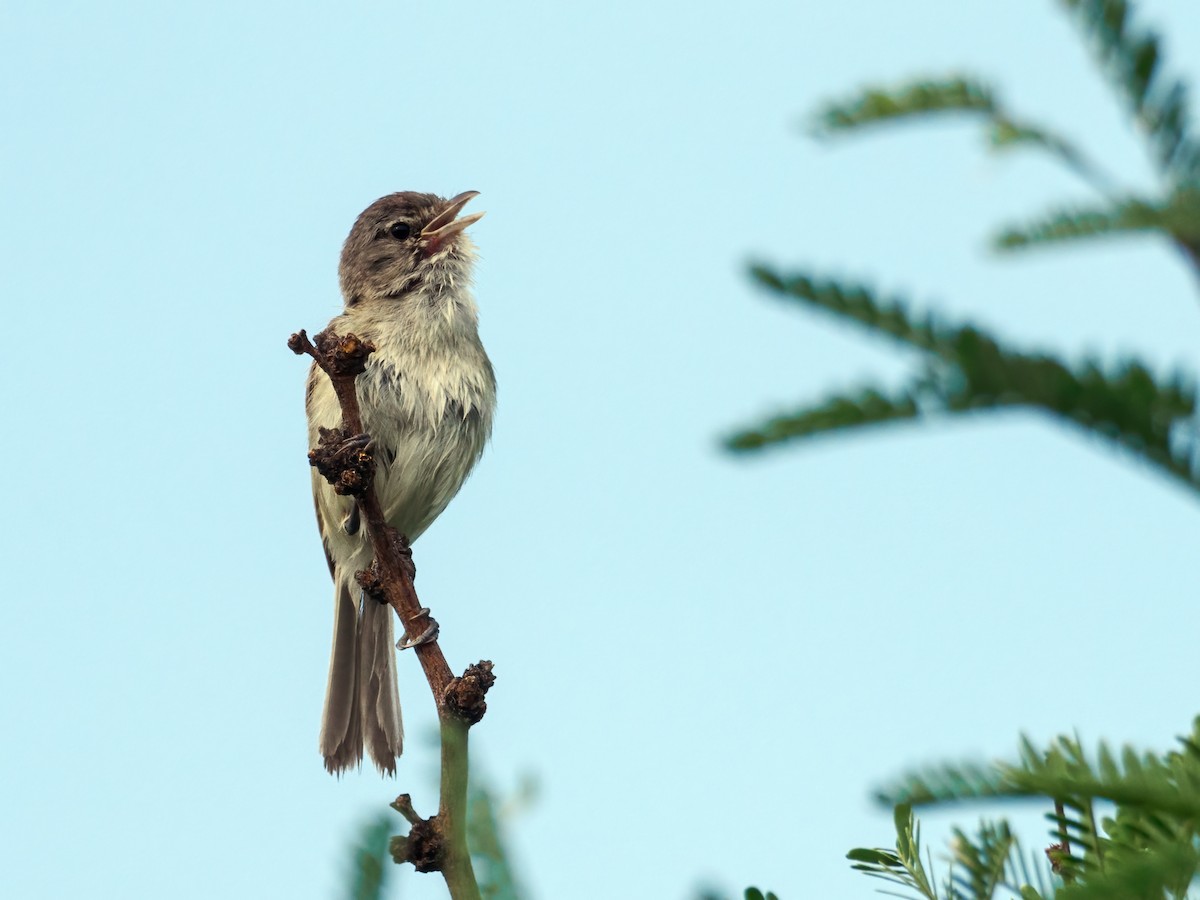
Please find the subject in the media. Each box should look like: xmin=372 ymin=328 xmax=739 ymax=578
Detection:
xmin=319 ymin=577 xmax=403 ymax=775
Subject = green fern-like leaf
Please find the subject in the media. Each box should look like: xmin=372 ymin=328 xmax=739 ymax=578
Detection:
xmin=725 ymin=386 xmax=921 ymax=450
xmin=994 ymin=187 xmax=1200 ymax=251
xmin=1160 ymin=184 xmax=1200 ymax=241
xmin=746 ymin=267 xmax=939 ymax=351
xmin=988 ymin=117 xmax=1119 ymax=195
xmin=1055 ymin=838 xmax=1199 ymax=900
xmin=808 ymin=73 xmax=1121 ymax=195
xmin=467 ymin=781 xmax=526 ymax=900
xmin=1098 ymin=807 xmax=1198 ymax=899
xmin=853 ymin=808 xmax=1058 ymax=900
xmin=993 ymin=198 xmax=1162 ymax=250
xmin=733 ymin=268 xmax=1200 ymax=495
xmin=1058 ymin=0 xmax=1200 ymax=180
xmin=862 ymin=724 xmax=1200 ymax=899
xmin=1006 ymin=733 xmax=1200 ymax=822
xmin=947 ymin=819 xmax=1058 ymax=900
xmin=811 ymin=77 xmax=996 ymax=135
xmin=988 ymin=118 xmax=1078 ymax=160
xmin=949 ymin=820 xmax=1017 ymax=900
xmin=877 ymin=762 xmax=1013 ymax=808
xmin=847 ymin=804 xmax=942 ymax=900
xmin=346 ymin=815 xmax=393 ymax=900
xmin=878 ymin=725 xmax=1200 ymax=821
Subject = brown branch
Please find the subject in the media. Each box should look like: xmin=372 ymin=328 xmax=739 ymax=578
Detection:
xmin=290 ymin=327 xmax=495 ymax=900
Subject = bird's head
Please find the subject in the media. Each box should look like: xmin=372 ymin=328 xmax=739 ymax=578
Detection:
xmin=338 ymin=190 xmax=484 ymax=308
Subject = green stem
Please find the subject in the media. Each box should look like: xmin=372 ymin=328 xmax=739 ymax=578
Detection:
xmin=439 ymin=718 xmax=480 ymax=900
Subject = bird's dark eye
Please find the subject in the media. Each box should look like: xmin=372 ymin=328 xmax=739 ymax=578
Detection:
xmin=389 ymin=222 xmax=412 ymax=240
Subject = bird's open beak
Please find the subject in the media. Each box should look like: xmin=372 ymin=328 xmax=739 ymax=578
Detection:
xmin=421 ymin=191 xmax=485 ymax=249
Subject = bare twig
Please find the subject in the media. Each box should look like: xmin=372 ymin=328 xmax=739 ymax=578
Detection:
xmin=290 ymin=327 xmax=495 ymax=900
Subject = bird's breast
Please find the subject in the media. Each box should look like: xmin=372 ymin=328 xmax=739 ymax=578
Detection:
xmin=352 ymin=348 xmax=495 ymax=542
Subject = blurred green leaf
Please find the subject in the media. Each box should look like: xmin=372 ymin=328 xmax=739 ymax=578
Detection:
xmin=847 ymin=848 xmax=904 ymax=867
xmin=725 ymin=385 xmax=921 ymax=451
xmin=467 ymin=779 xmax=528 ymax=900
xmin=347 ymin=815 xmax=392 ymax=900
xmin=994 ymin=187 xmax=1200 ymax=251
xmin=811 ymin=77 xmax=996 ymax=135
xmin=731 ymin=268 xmax=1200 ymax=497
xmin=1058 ymin=0 xmax=1200 ymax=179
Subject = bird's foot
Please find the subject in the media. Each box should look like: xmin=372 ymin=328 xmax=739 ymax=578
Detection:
xmin=397 ymin=608 xmax=440 ymax=649
xmin=310 ymin=427 xmax=375 ymax=496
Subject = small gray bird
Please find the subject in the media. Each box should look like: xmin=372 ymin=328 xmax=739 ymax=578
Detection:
xmin=306 ymin=191 xmax=496 ymax=775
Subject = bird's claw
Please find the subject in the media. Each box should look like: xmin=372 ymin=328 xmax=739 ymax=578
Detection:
xmin=338 ymin=433 xmax=373 ymax=454
xmin=397 ymin=609 xmax=439 ymax=649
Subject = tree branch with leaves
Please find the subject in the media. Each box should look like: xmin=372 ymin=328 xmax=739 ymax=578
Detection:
xmin=731 ymin=1 xmax=1200 ymax=898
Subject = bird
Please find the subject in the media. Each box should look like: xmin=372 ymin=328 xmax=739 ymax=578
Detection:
xmin=305 ymin=191 xmax=496 ymax=775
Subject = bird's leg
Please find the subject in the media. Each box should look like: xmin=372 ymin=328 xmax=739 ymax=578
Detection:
xmin=387 ymin=531 xmax=439 ymax=646
xmin=397 ymin=608 xmax=440 ymax=650
xmin=356 ymin=530 xmax=436 ymax=648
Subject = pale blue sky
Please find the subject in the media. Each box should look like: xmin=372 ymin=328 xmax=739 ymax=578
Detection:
xmin=4 ymin=2 xmax=1199 ymax=898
